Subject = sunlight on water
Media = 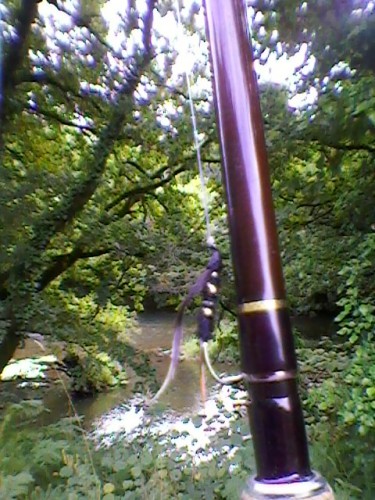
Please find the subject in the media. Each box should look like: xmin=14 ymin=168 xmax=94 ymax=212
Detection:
xmin=92 ymin=385 xmax=250 ymax=458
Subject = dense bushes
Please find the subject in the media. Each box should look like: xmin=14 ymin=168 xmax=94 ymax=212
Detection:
xmin=302 ymin=341 xmax=375 ymax=499
xmin=0 ymin=399 xmax=254 ymax=499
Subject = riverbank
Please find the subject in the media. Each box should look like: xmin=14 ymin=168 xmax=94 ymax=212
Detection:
xmin=0 ymin=312 xmax=336 ymax=423
xmin=1 ymin=311 xmax=373 ymax=499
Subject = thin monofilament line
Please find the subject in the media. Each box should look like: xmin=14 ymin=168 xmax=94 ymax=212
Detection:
xmin=175 ymin=1 xmax=213 ymax=246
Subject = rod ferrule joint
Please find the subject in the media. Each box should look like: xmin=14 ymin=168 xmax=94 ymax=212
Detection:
xmin=242 ymin=472 xmax=334 ymax=499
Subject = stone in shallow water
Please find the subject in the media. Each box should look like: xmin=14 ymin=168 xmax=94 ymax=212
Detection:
xmin=17 ymin=381 xmax=49 ymax=389
xmin=0 ymin=355 xmax=58 ymax=381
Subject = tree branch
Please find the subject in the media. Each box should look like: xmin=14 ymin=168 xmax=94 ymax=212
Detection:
xmin=300 ymin=138 xmax=375 ymax=154
xmin=54 ymin=3 xmax=119 ymax=57
xmin=0 ymin=0 xmax=156 ymax=297
xmin=125 ymin=159 xmax=148 ymax=177
xmin=16 ymin=72 xmax=104 ymax=114
xmin=1 ymin=0 xmax=39 ymax=94
xmin=0 ymin=307 xmax=21 ymax=373
xmin=202 ymin=157 xmax=221 ymax=163
xmin=321 ymin=142 xmax=375 ymax=154
xmin=0 ymin=0 xmax=39 ymax=137
xmin=30 ymin=106 xmax=96 ymax=133
xmin=107 ymin=164 xmax=188 ymax=215
xmin=37 ymin=247 xmax=111 ymax=292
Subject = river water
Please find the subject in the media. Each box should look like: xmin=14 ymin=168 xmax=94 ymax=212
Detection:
xmin=0 ymin=312 xmax=335 ymax=439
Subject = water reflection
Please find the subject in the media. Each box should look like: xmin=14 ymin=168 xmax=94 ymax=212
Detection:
xmin=1 ymin=312 xmax=334 ymax=432
xmin=92 ymin=385 xmax=249 ymax=456
xmin=135 ymin=312 xmax=196 ymax=350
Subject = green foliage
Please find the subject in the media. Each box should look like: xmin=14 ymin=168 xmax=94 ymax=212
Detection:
xmin=64 ymin=345 xmax=128 ymax=394
xmin=0 ymin=400 xmax=45 ymax=438
xmin=1 ymin=3 xmax=374 ymax=498
xmin=299 ymin=337 xmax=375 ymax=498
xmin=297 ymin=339 xmax=349 ymax=423
xmin=0 ymin=0 xmax=218 ymax=374
xmin=340 ymin=342 xmax=375 ymax=437
xmin=335 ymin=235 xmax=375 ymax=345
xmin=0 ymin=403 xmax=255 ymax=499
xmin=19 ymin=286 xmax=148 ymax=393
xmin=181 ymin=336 xmax=199 ymax=359
xmin=1 ymin=0 xmax=374 ymax=382
xmin=181 ymin=317 xmax=240 ymax=365
xmin=0 ymin=472 xmax=35 ymax=499
xmin=0 ymin=284 xmax=157 ymax=393
xmin=211 ymin=318 xmax=240 ymax=364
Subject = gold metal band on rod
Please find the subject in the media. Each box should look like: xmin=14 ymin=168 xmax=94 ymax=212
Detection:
xmin=239 ymin=299 xmax=287 ymax=314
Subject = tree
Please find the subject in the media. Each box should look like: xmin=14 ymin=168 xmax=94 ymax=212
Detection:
xmin=0 ymin=0 xmax=218 ymax=372
xmin=1 ymin=0 xmax=373 ymax=375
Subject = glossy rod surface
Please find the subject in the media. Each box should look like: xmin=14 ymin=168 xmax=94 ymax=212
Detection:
xmin=203 ymin=0 xmax=311 ymax=481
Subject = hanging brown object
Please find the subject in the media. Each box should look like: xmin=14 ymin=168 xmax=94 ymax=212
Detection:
xmin=149 ymin=245 xmax=222 ymax=404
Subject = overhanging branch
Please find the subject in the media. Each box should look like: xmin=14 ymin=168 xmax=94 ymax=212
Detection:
xmin=294 ymin=137 xmax=375 ymax=154
xmin=16 ymin=72 xmax=104 ymax=114
xmin=37 ymin=247 xmax=111 ymax=291
xmin=1 ymin=0 xmax=39 ymax=93
xmin=0 ymin=0 xmax=156 ymax=297
xmin=30 ymin=106 xmax=96 ymax=133
xmin=106 ymin=163 xmax=188 ymax=214
xmin=321 ymin=141 xmax=375 ymax=154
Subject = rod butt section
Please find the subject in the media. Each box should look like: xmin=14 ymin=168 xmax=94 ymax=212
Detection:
xmin=242 ymin=472 xmax=334 ymax=499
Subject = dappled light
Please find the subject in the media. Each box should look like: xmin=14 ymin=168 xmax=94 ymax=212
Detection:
xmin=1 ymin=0 xmax=374 ymax=498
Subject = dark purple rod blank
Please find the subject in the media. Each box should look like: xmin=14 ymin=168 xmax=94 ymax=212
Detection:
xmin=203 ymin=0 xmax=312 ymax=482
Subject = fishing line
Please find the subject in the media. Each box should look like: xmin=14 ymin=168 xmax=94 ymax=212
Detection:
xmin=175 ymin=0 xmax=213 ymax=246
xmin=201 ymin=342 xmax=243 ymax=385
xmin=149 ymin=2 xmax=244 ymax=406
xmin=175 ymin=1 xmax=243 ymax=387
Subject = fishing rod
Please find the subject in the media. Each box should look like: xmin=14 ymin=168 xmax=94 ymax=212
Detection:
xmin=202 ymin=1 xmax=334 ymax=498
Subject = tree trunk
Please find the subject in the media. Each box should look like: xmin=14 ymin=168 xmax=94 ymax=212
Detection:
xmin=0 ymin=0 xmax=39 ymax=138
xmin=0 ymin=313 xmax=20 ymax=373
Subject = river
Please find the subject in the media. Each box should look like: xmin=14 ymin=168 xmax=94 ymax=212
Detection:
xmin=0 ymin=312 xmax=335 ymax=438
